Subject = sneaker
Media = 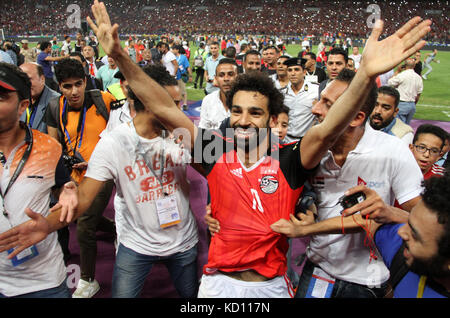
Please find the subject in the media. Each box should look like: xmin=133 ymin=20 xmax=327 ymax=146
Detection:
xmin=422 ymin=75 xmax=427 ymax=80
xmin=182 ymin=104 xmax=189 ymax=111
xmin=72 ymin=279 xmax=100 ymax=298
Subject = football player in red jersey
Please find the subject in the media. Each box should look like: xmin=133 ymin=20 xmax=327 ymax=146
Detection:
xmin=0 ymin=1 xmax=432 ymax=298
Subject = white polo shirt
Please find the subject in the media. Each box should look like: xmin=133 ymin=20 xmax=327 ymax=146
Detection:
xmin=198 ymin=90 xmax=230 ymax=130
xmin=307 ymin=126 xmax=423 ymax=286
xmin=387 ymin=69 xmax=423 ymax=102
xmin=282 ymin=81 xmax=319 ymax=143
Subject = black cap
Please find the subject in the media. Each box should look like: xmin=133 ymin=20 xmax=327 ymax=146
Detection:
xmin=114 ymin=70 xmax=125 ymax=80
xmin=0 ymin=63 xmax=31 ymax=99
xmin=283 ymin=57 xmax=306 ymax=68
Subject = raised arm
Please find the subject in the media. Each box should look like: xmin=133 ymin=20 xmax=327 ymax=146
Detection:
xmin=87 ymin=0 xmax=197 ymax=149
xmin=300 ymin=18 xmax=431 ymax=169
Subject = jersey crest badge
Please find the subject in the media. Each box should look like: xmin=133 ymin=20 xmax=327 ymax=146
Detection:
xmin=259 ymin=175 xmax=279 ymax=194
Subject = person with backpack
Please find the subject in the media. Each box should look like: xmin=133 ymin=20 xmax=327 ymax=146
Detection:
xmin=44 ymin=58 xmax=116 ymax=298
xmin=193 ymin=42 xmax=207 ymax=89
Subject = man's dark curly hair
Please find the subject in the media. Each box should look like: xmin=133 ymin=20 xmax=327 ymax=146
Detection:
xmin=128 ymin=64 xmax=178 ymax=112
xmin=226 ymin=72 xmax=285 ymax=118
xmin=54 ymin=58 xmax=86 ymax=84
xmin=422 ymin=172 xmax=450 ymax=259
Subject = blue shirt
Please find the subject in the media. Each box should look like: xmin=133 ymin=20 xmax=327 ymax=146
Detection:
xmin=37 ymin=52 xmax=53 ymax=78
xmin=375 ymin=224 xmax=448 ymax=298
xmin=204 ymin=55 xmax=224 ymax=94
xmin=0 ymin=50 xmax=14 ymax=65
xmin=175 ymin=54 xmax=190 ymax=80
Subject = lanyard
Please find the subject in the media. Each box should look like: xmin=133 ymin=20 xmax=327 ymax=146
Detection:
xmin=26 ymin=106 xmax=38 ymax=127
xmin=1 ymin=125 xmax=33 ymax=219
xmin=417 ymin=275 xmax=427 ymax=298
xmin=62 ymin=99 xmax=87 ymax=155
xmin=133 ymin=124 xmax=168 ymax=196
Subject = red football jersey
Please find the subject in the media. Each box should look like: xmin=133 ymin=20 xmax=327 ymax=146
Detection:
xmin=195 ymin=129 xmax=311 ymax=278
xmin=424 ymin=164 xmax=445 ymax=180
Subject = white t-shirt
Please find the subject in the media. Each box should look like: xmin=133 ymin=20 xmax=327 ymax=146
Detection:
xmin=198 ymin=90 xmax=230 ymax=129
xmin=349 ymin=53 xmax=362 ymax=70
xmin=61 ymin=41 xmax=72 ymax=56
xmin=307 ymin=126 xmax=423 ymax=286
xmin=162 ymin=51 xmax=177 ymax=76
xmin=85 ymin=122 xmax=198 ymax=256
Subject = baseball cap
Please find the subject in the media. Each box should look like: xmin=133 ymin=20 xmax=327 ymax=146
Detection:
xmin=21 ymin=39 xmax=29 ymax=44
xmin=0 ymin=63 xmax=31 ymax=99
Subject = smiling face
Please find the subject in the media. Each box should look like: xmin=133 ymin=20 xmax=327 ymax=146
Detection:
xmin=230 ymin=90 xmax=271 ymax=151
xmin=243 ymin=54 xmax=261 ymax=73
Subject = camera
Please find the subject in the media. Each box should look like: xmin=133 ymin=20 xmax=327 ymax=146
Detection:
xmin=339 ymin=191 xmax=366 ymax=211
xmin=62 ymin=151 xmax=84 ymax=171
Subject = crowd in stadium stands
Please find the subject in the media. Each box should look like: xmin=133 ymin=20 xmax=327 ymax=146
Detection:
xmin=0 ymin=0 xmax=449 ymax=43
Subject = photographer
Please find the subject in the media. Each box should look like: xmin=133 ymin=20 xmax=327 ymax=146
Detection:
xmin=44 ymin=58 xmax=116 ymax=298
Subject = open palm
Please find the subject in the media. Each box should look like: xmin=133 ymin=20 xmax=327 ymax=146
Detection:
xmin=361 ymin=17 xmax=431 ymax=78
xmin=87 ymin=0 xmax=122 ymax=58
xmin=0 ymin=209 xmax=50 ymax=258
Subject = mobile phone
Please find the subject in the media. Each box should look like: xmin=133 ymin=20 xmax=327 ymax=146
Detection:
xmin=339 ymin=191 xmax=366 ymax=211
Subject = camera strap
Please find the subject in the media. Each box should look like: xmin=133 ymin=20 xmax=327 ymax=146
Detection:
xmin=1 ymin=125 xmax=33 ymax=219
xmin=61 ymin=99 xmax=87 ymax=156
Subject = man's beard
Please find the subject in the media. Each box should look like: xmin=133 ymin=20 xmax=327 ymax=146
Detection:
xmin=370 ymin=114 xmax=394 ymax=130
xmin=233 ymin=127 xmax=269 ymax=152
xmin=409 ymin=253 xmax=450 ymax=278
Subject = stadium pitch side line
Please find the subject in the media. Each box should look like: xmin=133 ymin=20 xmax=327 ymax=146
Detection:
xmin=417 ymin=104 xmax=450 ymax=108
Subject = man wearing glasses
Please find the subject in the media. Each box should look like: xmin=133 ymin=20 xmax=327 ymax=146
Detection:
xmin=410 ymin=124 xmax=447 ymax=180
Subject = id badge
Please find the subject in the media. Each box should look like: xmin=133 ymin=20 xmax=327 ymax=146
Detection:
xmin=305 ymin=75 xmax=318 ymax=83
xmin=155 ymin=195 xmax=181 ymax=228
xmin=305 ymin=267 xmax=335 ymax=298
xmin=7 ymin=245 xmax=39 ymax=267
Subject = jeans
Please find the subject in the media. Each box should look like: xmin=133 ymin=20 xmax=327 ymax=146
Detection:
xmin=397 ymin=101 xmax=416 ymax=125
xmin=295 ymin=260 xmax=388 ymax=298
xmin=77 ymin=179 xmax=114 ymax=281
xmin=112 ymin=243 xmax=199 ymax=298
xmin=0 ymin=279 xmax=70 ymax=298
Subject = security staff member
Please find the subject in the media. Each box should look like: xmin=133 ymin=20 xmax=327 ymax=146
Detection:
xmin=281 ymin=57 xmax=319 ymax=143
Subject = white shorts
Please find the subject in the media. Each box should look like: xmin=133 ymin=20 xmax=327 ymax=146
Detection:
xmin=198 ymin=272 xmax=294 ymax=298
